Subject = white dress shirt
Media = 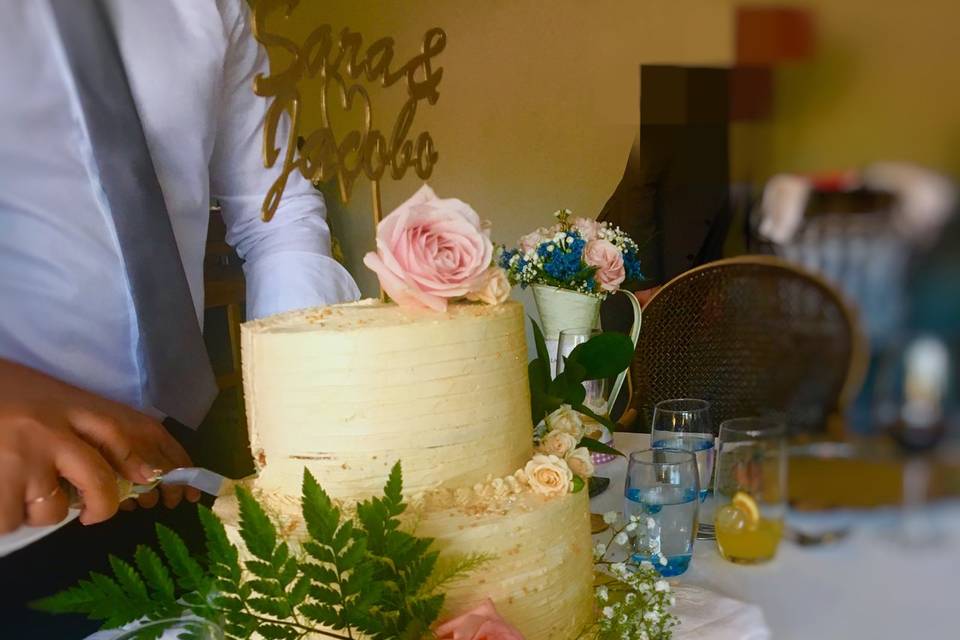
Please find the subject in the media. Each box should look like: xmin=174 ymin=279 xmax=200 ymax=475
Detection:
xmin=0 ymin=0 xmax=360 ymax=411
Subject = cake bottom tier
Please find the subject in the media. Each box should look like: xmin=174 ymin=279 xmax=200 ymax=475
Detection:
xmin=214 ymin=487 xmax=596 ymax=640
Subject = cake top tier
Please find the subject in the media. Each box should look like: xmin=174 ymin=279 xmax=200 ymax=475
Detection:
xmin=243 ymin=299 xmax=534 ymax=501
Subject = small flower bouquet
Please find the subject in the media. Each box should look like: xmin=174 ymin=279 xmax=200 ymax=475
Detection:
xmin=498 ymin=209 xmax=642 ymax=297
xmin=589 ymin=511 xmax=679 ymax=640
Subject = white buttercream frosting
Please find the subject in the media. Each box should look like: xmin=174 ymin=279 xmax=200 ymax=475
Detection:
xmin=242 ymin=300 xmax=534 ymax=500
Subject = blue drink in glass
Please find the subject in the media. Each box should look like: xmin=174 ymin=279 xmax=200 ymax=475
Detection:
xmin=651 ymin=433 xmax=715 ymax=502
xmin=651 ymin=399 xmax=715 ymax=538
xmin=624 ymin=449 xmax=700 ymax=577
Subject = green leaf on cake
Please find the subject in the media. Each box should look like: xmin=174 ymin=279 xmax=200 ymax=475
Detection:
xmin=579 ymin=435 xmax=625 ymax=457
xmin=530 ymin=316 xmax=551 ymax=381
xmin=571 ymin=475 xmax=585 ymax=493
xmin=566 ymin=331 xmax=635 ymax=380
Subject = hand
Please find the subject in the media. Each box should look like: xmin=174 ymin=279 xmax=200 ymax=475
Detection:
xmin=0 ymin=360 xmax=198 ymax=533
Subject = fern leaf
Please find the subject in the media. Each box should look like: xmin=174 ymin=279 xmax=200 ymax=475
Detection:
xmin=108 ymin=555 xmax=150 ymax=604
xmin=277 ymin=557 xmax=298 ymax=587
xmin=301 ymin=468 xmax=340 ymax=541
xmin=247 ymin=596 xmax=290 ymax=619
xmin=198 ymin=505 xmax=240 ymax=579
xmin=156 ymin=524 xmax=207 ymax=593
xmin=298 ymin=602 xmax=341 ymax=628
xmin=133 ymin=545 xmax=176 ymax=602
xmin=383 ymin=461 xmax=405 ymax=518
xmin=256 ymin=624 xmax=298 ymax=640
xmin=247 ymin=578 xmax=283 ymax=598
xmin=288 ymin=575 xmax=311 ymax=607
xmin=244 ymin=559 xmax=276 ymax=579
xmin=236 ymin=485 xmax=277 ymax=561
xmin=299 ymin=562 xmax=337 ymax=584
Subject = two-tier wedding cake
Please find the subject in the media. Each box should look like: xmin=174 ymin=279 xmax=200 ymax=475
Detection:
xmin=214 ymin=186 xmax=596 ymax=639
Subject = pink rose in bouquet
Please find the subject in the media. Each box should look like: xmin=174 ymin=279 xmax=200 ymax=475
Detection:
xmin=435 ymin=599 xmax=525 ymax=640
xmin=364 ymin=185 xmax=493 ymax=311
xmin=519 ymin=228 xmax=549 ymax=253
xmin=583 ymin=238 xmax=626 ymax=292
xmin=573 ymin=217 xmax=603 ymax=241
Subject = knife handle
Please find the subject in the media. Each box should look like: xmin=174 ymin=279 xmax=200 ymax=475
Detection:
xmin=62 ymin=476 xmax=163 ymax=508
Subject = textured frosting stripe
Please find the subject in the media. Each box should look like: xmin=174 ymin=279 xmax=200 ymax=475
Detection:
xmin=242 ymin=300 xmax=535 ymax=500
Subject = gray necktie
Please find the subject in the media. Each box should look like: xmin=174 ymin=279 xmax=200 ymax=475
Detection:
xmin=48 ymin=0 xmax=218 ymax=427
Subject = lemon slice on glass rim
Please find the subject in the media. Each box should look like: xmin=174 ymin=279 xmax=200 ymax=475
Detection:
xmin=731 ymin=491 xmax=761 ymax=528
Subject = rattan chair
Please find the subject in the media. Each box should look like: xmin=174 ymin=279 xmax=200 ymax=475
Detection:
xmin=626 ymin=256 xmax=867 ymax=438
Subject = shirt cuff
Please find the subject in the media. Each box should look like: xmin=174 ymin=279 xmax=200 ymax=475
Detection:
xmin=243 ymin=251 xmax=361 ymax=320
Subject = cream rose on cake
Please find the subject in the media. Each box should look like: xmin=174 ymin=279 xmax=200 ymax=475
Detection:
xmin=364 ymin=185 xmax=495 ymax=312
xmin=465 ymin=266 xmax=511 ymax=305
xmin=524 ymin=453 xmax=574 ymax=497
xmin=565 ymin=447 xmax=595 ymax=479
xmin=546 ymin=404 xmax=586 ymax=440
xmin=540 ymin=430 xmax=578 ymax=458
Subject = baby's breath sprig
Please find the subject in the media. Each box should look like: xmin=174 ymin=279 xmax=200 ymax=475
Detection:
xmin=584 ymin=511 xmax=678 ymax=640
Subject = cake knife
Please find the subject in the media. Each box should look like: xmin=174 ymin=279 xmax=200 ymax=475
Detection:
xmin=0 ymin=468 xmax=253 ymax=558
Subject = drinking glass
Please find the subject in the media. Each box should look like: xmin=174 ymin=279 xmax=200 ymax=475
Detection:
xmin=651 ymin=398 xmax=715 ymax=538
xmin=624 ymin=448 xmax=700 ymax=576
xmin=556 ymin=328 xmax=608 ymax=439
xmin=713 ymin=417 xmax=787 ymax=564
xmin=111 ymin=618 xmax=224 ymax=639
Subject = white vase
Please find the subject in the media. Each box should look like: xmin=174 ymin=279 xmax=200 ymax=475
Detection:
xmin=531 ymin=284 xmax=642 ymax=416
xmin=531 ymin=285 xmax=602 ymax=377
xmin=531 ymin=284 xmax=602 ymax=341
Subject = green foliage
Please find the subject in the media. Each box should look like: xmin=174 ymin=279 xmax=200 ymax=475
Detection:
xmin=528 ymin=316 xmax=634 ymax=439
xmin=35 ymin=463 xmax=486 ymax=640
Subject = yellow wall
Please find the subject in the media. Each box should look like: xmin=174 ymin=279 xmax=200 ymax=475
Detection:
xmin=736 ymin=0 xmax=960 ymax=182
xmin=263 ymin=0 xmax=960 ymax=297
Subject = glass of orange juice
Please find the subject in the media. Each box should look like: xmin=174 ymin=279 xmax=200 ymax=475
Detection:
xmin=713 ymin=417 xmax=787 ymax=564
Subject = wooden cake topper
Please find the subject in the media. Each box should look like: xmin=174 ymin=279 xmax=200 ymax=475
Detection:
xmin=249 ymin=0 xmax=445 ymax=231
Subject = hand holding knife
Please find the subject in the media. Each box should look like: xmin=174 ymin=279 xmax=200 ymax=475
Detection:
xmin=0 ymin=468 xmax=252 ymax=558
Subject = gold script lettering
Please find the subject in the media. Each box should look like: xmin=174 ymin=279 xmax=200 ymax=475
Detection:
xmin=250 ymin=0 xmax=445 ymax=221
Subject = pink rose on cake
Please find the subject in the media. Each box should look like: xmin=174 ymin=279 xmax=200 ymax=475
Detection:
xmin=364 ymin=185 xmax=494 ymax=312
xmin=435 ymin=599 xmax=525 ymax=640
xmin=524 ymin=453 xmax=573 ymax=497
xmin=583 ymin=238 xmax=626 ymax=292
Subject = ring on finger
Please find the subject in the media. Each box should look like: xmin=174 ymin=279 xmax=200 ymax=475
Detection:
xmin=26 ymin=484 xmax=62 ymax=505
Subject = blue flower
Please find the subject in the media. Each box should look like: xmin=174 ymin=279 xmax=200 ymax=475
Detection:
xmin=624 ymin=250 xmax=643 ymax=281
xmin=543 ymin=244 xmax=584 ymax=281
xmin=568 ymin=236 xmax=586 ymax=258
xmin=499 ymin=249 xmax=516 ymax=270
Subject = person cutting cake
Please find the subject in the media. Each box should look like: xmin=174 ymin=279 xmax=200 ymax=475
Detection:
xmin=0 ymin=0 xmax=359 ymax=633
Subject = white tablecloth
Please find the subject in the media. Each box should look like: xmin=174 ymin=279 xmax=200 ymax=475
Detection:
xmin=591 ymin=433 xmax=958 ymax=640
